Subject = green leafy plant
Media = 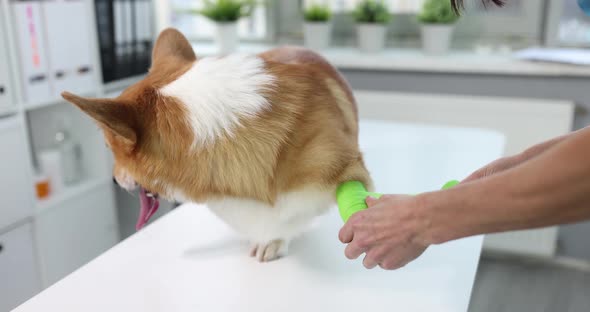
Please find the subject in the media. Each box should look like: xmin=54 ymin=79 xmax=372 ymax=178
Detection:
xmin=303 ymin=4 xmax=332 ymax=22
xmin=193 ymin=0 xmax=256 ymax=23
xmin=352 ymin=0 xmax=391 ymax=24
xmin=417 ymin=0 xmax=460 ymax=24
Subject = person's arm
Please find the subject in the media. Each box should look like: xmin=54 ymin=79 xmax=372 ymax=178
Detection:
xmin=339 ymin=127 xmax=590 ymax=270
xmin=424 ymin=126 xmax=590 ymax=244
xmin=462 ymin=132 xmax=572 ymax=182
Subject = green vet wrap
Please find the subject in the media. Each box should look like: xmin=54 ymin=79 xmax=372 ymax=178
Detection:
xmin=336 ymin=179 xmax=460 ymax=222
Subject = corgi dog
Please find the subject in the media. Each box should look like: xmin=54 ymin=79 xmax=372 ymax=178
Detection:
xmin=62 ymin=28 xmax=371 ymax=262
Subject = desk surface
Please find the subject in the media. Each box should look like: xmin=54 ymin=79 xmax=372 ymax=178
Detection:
xmin=14 ymin=121 xmax=505 ymax=312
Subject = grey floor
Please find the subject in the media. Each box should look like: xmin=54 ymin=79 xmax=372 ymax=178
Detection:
xmin=469 ymin=257 xmax=590 ymax=312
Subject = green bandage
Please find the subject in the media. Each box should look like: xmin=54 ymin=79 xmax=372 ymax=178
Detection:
xmin=336 ymin=181 xmax=382 ymax=223
xmin=336 ymin=179 xmax=460 ymax=222
xmin=441 ymin=180 xmax=460 ymax=190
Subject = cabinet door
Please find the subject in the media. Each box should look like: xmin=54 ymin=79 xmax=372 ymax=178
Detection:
xmin=0 ymin=118 xmax=34 ymax=229
xmin=0 ymin=223 xmax=42 ymax=311
xmin=35 ymin=184 xmax=119 ymax=286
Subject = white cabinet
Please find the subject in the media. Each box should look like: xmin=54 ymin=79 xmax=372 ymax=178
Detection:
xmin=0 ymin=0 xmax=126 ymax=305
xmin=35 ymin=184 xmax=119 ymax=285
xmin=0 ymin=118 xmax=34 ymax=230
xmin=0 ymin=223 xmax=42 ymax=312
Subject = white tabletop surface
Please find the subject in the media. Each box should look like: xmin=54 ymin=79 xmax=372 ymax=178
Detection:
xmin=13 ymin=120 xmax=505 ymax=312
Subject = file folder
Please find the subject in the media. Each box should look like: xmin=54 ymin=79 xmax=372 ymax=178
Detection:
xmin=68 ymin=1 xmax=96 ymax=94
xmin=0 ymin=19 xmax=14 ymax=113
xmin=95 ymin=0 xmax=153 ymax=83
xmin=134 ymin=0 xmax=152 ymax=74
xmin=94 ymin=0 xmax=116 ymax=82
xmin=113 ymin=0 xmax=126 ymax=79
xmin=42 ymin=0 xmax=96 ymax=97
xmin=12 ymin=1 xmax=52 ymax=104
xmin=123 ymin=0 xmax=134 ymax=78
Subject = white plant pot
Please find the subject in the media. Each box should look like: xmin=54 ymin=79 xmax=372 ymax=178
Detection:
xmin=303 ymin=22 xmax=332 ymax=51
xmin=420 ymin=24 xmax=454 ymax=55
xmin=356 ymin=24 xmax=387 ymax=53
xmin=215 ymin=22 xmax=238 ymax=54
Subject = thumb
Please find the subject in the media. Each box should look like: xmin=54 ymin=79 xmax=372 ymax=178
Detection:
xmin=366 ymin=196 xmax=379 ymax=207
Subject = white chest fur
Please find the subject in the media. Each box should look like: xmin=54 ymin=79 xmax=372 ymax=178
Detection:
xmin=206 ymin=187 xmax=335 ymax=244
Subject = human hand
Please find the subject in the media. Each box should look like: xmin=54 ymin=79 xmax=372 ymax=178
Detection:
xmin=338 ymin=195 xmax=430 ymax=270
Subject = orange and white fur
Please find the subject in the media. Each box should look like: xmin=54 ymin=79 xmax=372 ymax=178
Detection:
xmin=62 ymin=29 xmax=371 ymax=262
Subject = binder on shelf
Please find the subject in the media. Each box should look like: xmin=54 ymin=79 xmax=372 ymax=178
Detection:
xmin=42 ymin=0 xmax=96 ymax=97
xmin=94 ymin=0 xmax=116 ymax=82
xmin=12 ymin=1 xmax=52 ymax=105
xmin=68 ymin=1 xmax=97 ymax=94
xmin=134 ymin=0 xmax=153 ymax=75
xmin=113 ymin=0 xmax=126 ymax=80
xmin=0 ymin=21 xmax=14 ymax=113
xmin=0 ymin=63 xmax=11 ymax=113
xmin=95 ymin=0 xmax=153 ymax=83
xmin=123 ymin=0 xmax=134 ymax=78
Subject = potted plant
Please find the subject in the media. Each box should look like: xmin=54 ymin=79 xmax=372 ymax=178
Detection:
xmin=198 ymin=0 xmax=255 ymax=54
xmin=417 ymin=0 xmax=459 ymax=55
xmin=353 ymin=0 xmax=391 ymax=53
xmin=302 ymin=3 xmax=333 ymax=50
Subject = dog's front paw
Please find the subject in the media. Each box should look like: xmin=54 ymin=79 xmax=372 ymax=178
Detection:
xmin=250 ymin=239 xmax=285 ymax=262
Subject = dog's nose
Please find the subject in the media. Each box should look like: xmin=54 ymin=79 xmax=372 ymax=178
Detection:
xmin=112 ymin=177 xmax=119 ymax=186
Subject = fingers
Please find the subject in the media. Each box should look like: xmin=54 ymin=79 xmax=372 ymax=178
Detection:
xmin=379 ymin=245 xmax=427 ymax=270
xmin=339 ymin=209 xmax=368 ymax=244
xmin=344 ymin=239 xmax=367 ymax=260
xmin=379 ymin=258 xmax=406 ymax=270
xmin=339 ymin=194 xmax=430 ymax=271
xmin=341 ymin=199 xmax=382 ymax=260
xmin=363 ymin=245 xmax=389 ymax=269
xmin=338 ymin=222 xmax=354 ymax=244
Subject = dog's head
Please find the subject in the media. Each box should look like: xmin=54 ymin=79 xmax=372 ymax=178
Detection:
xmin=62 ymin=29 xmax=197 ymax=229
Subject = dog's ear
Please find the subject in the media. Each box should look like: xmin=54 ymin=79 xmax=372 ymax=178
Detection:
xmin=61 ymin=92 xmax=137 ymax=147
xmin=151 ymin=28 xmax=196 ymax=71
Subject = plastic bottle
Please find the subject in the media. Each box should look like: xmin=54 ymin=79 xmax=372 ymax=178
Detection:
xmin=54 ymin=117 xmax=83 ymax=185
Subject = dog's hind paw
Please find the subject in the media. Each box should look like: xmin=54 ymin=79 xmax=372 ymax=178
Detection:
xmin=250 ymin=239 xmax=285 ymax=262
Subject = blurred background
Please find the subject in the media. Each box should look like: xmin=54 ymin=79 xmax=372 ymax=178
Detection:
xmin=0 ymin=0 xmax=589 ymax=311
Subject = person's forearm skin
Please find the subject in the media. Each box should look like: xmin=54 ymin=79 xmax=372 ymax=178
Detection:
xmin=519 ymin=132 xmax=572 ymax=161
xmin=419 ymin=127 xmax=590 ymax=245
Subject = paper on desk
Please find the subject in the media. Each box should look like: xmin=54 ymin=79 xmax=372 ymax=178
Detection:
xmin=514 ymin=48 xmax=590 ymax=66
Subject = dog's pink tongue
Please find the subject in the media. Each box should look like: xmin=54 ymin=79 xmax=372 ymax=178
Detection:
xmin=136 ymin=188 xmax=160 ymax=230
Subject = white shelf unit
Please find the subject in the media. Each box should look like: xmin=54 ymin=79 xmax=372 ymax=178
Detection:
xmin=23 ymin=91 xmax=100 ymax=112
xmin=35 ymin=177 xmax=112 ymax=213
xmin=0 ymin=0 xmax=155 ymax=309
